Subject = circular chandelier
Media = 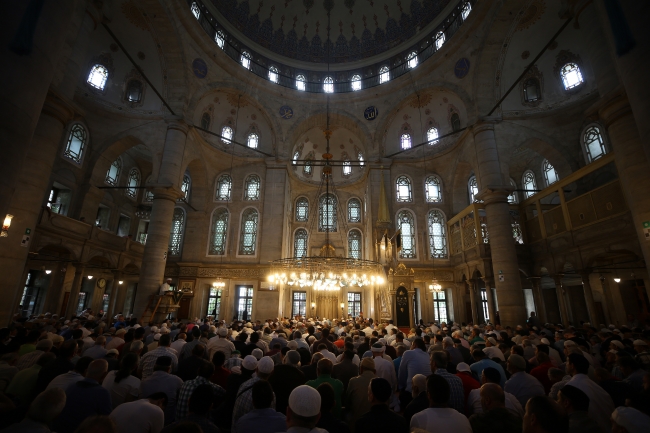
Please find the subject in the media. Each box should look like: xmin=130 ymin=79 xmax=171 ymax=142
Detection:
xmin=429 ymin=281 xmax=442 ymax=292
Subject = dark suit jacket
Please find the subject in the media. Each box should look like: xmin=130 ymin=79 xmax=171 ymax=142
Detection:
xmin=301 ymin=363 xmax=319 ymax=381
xmin=354 ymin=404 xmax=408 ymax=433
xmin=403 ymin=391 xmax=429 ymax=424
xmin=268 ymin=364 xmax=306 ymax=415
xmin=332 ymin=359 xmax=358 ymax=391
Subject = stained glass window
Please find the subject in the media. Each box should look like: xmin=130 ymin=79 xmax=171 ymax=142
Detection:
xmin=522 ymin=170 xmax=537 ymax=198
xmin=292 ymin=291 xmax=307 ymax=317
xmin=407 ymin=51 xmax=418 ymax=69
xmin=461 ymin=2 xmax=472 ymax=20
xmin=87 ymin=64 xmax=108 ymax=90
xmin=348 ymin=292 xmax=361 ymax=317
xmin=238 ymin=208 xmax=258 ymax=255
xmin=296 ymin=75 xmax=306 ymax=91
xmin=236 ymin=286 xmax=253 ymax=321
xmin=358 ymin=152 xmax=364 ymax=166
xmin=342 ymin=160 xmax=352 ymax=176
xmin=216 ymin=174 xmax=232 ymax=201
xmin=319 ymin=193 xmax=337 ymax=232
xmin=397 ymin=210 xmax=416 ymax=259
xmin=324 ymin=76 xmax=334 ymax=93
xmin=400 ymin=133 xmax=412 ymax=150
xmin=221 ymin=126 xmax=233 ymax=143
xmin=169 ymin=207 xmax=185 ymax=256
xmin=180 ymin=174 xmax=191 ymax=202
xmin=481 ymin=289 xmax=489 ymax=322
xmin=105 ymin=158 xmax=121 ymax=186
xmin=428 ymin=210 xmax=447 ymax=258
xmin=468 ymin=175 xmax=480 ymax=203
xmin=294 ymin=229 xmax=308 ymax=258
xmin=125 ymin=168 xmax=140 ymax=199
xmin=247 ymin=133 xmax=258 ymax=149
xmin=583 ymin=125 xmax=607 ymax=162
xmin=215 ymin=30 xmax=225 ymax=49
xmin=244 ymin=174 xmax=261 ymax=200
xmin=425 ymin=176 xmax=442 ymax=203
xmin=433 ymin=290 xmax=448 ymax=323
xmin=561 ymin=63 xmax=583 ymax=90
xmin=435 ymin=31 xmax=446 ymax=50
xmin=292 ymin=151 xmax=300 ymax=165
xmin=295 ymin=197 xmax=309 ymax=222
xmin=508 ymin=179 xmax=518 ymax=204
xmin=396 ymin=176 xmax=412 ymax=202
xmin=268 ymin=66 xmax=279 ymax=83
xmin=241 ymin=51 xmax=251 ymax=69
xmin=542 ymin=159 xmax=559 ymax=186
xmin=209 ymin=208 xmax=228 ymax=255
xmin=126 ymin=80 xmax=143 ymax=102
xmin=191 ymin=1 xmax=200 ymax=19
xmin=303 ymin=158 xmax=313 ymax=176
xmin=348 ymin=229 xmax=362 ymax=259
xmin=427 ymin=127 xmax=439 ymax=145
xmin=201 ymin=112 xmax=210 ymax=130
xmin=63 ymin=124 xmax=87 ymax=164
xmin=351 ymin=74 xmax=362 ymax=91
xmin=348 ymin=198 xmax=361 ymax=223
xmin=379 ymin=66 xmax=390 ymax=83
xmin=523 ymin=78 xmax=541 ymax=102
xmin=207 ymin=288 xmax=221 ymax=317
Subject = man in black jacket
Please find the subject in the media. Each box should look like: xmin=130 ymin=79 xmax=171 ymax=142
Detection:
xmin=354 ymin=377 xmax=408 ymax=433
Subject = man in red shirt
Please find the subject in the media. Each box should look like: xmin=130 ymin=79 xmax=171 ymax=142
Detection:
xmin=455 ymin=361 xmax=480 ymax=410
xmin=530 ymin=344 xmax=554 ymax=394
xmin=334 ymin=333 xmax=346 ymax=350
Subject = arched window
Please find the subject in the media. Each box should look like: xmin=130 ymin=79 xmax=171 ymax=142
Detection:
xmin=169 ymin=207 xmax=185 ymax=256
xmin=427 ymin=127 xmax=439 ymax=145
xmin=468 ymin=175 xmax=479 ymax=203
xmin=428 ymin=210 xmax=447 ymax=258
xmin=294 ymin=229 xmax=308 ymax=258
xmin=583 ymin=125 xmax=607 ymax=162
xmin=358 ymin=152 xmax=365 ymax=166
xmin=244 ymin=174 xmax=261 ymax=200
xmin=522 ymin=170 xmax=537 ymax=198
xmin=292 ymin=151 xmax=300 ymax=165
xmin=451 ymin=113 xmax=461 ymax=132
xmin=508 ymin=179 xmax=518 ymax=204
xmin=400 ymin=133 xmax=412 ymax=150
xmin=296 ymin=74 xmax=306 ymax=91
xmin=435 ymin=31 xmax=446 ymax=50
xmin=295 ymin=197 xmax=309 ymax=222
xmin=105 ymin=158 xmax=122 ymax=186
xmin=191 ymin=1 xmax=200 ymax=19
xmin=239 ymin=208 xmax=258 ymax=255
xmin=323 ymin=76 xmax=334 ymax=93
xmin=268 ymin=66 xmax=279 ymax=83
xmin=560 ymin=63 xmax=583 ymax=90
xmin=180 ymin=174 xmax=191 ymax=202
xmin=342 ymin=160 xmax=352 ymax=176
xmin=319 ymin=193 xmax=337 ymax=232
xmin=397 ymin=210 xmax=416 ymax=259
xmin=523 ymin=78 xmax=541 ymax=102
xmin=396 ymin=175 xmax=412 ymax=202
xmin=240 ymin=51 xmax=251 ymax=69
xmin=201 ymin=112 xmax=211 ymax=130
xmin=63 ymin=124 xmax=87 ymax=164
xmin=215 ymin=30 xmax=225 ymax=49
xmin=425 ymin=176 xmax=442 ymax=203
xmin=303 ymin=158 xmax=313 ymax=176
xmin=348 ymin=198 xmax=361 ymax=223
xmin=348 ymin=229 xmax=362 ymax=259
xmin=143 ymin=177 xmax=154 ymax=203
xmin=126 ymin=80 xmax=143 ymax=102
xmin=351 ymin=74 xmax=362 ymax=91
xmin=379 ymin=66 xmax=390 ymax=84
xmin=87 ymin=64 xmax=108 ymax=91
xmin=247 ymin=133 xmax=258 ymax=149
xmin=461 ymin=2 xmax=472 ymax=20
xmin=216 ymin=174 xmax=232 ymax=201
xmin=407 ymin=52 xmax=418 ymax=69
xmin=221 ymin=126 xmax=233 ymax=143
xmin=209 ymin=208 xmax=229 ymax=255
xmin=125 ymin=168 xmax=140 ymax=199
xmin=542 ymin=159 xmax=559 ymax=186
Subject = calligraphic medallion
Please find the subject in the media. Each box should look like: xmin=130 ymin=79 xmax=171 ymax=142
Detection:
xmin=364 ymin=106 xmax=378 ymax=121
xmin=279 ymin=105 xmax=294 ymax=119
xmin=192 ymin=58 xmax=208 ymax=79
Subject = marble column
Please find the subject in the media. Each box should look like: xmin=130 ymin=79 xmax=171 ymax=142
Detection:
xmin=553 ymin=275 xmax=570 ymax=325
xmin=482 ymin=277 xmax=497 ymax=325
xmin=467 ymin=280 xmax=478 ymax=325
xmin=132 ymin=121 xmax=187 ymax=318
xmin=64 ymin=264 xmax=85 ymax=318
xmin=580 ymin=271 xmax=598 ymax=325
xmin=472 ymin=122 xmax=526 ymax=326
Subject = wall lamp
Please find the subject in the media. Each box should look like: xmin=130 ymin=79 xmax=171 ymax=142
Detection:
xmin=1 ymin=214 xmax=13 ymax=237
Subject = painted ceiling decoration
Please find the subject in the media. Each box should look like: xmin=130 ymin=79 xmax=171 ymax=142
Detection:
xmin=211 ymin=0 xmax=452 ymax=63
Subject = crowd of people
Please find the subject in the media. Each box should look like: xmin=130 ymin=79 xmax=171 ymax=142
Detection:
xmin=1 ymin=309 xmax=650 ymax=433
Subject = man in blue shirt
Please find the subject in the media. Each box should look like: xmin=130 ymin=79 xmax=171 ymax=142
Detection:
xmin=470 ymin=349 xmax=506 ymax=388
xmin=236 ymin=380 xmax=287 ymax=433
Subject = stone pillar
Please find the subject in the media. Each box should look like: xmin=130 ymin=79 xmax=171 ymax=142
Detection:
xmin=467 ymin=280 xmax=478 ymax=325
xmin=553 ymin=275 xmax=570 ymax=325
xmin=65 ymin=264 xmax=85 ymax=318
xmin=529 ymin=277 xmax=546 ymax=324
xmin=595 ymin=92 xmax=650 ymax=269
xmin=482 ymin=278 xmax=497 ymax=325
xmin=580 ymin=271 xmax=598 ymax=325
xmin=472 ymin=122 xmax=526 ymax=326
xmin=90 ymin=279 xmax=104 ymax=314
xmin=132 ymin=121 xmax=187 ymax=318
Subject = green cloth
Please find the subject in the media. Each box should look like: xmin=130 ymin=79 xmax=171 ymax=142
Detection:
xmin=470 ymin=336 xmax=485 ymax=345
xmin=5 ymin=364 xmax=41 ymax=406
xmin=18 ymin=343 xmax=36 ymax=357
xmin=306 ymin=374 xmax=344 ymax=418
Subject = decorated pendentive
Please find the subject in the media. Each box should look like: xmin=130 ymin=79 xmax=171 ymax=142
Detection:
xmin=192 ymin=58 xmax=208 ymax=78
xmin=279 ymin=105 xmax=294 ymax=119
xmin=454 ymin=58 xmax=470 ymax=79
xmin=364 ymin=106 xmax=378 ymax=121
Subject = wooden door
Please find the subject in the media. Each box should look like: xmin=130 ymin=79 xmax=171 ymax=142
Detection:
xmin=177 ymin=297 xmax=191 ymax=320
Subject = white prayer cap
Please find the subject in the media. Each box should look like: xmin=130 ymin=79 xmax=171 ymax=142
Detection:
xmin=153 ymin=333 xmax=161 ymax=341
xmin=257 ymin=356 xmax=275 ymax=374
xmin=487 ymin=337 xmax=497 ymax=346
xmin=242 ymin=355 xmax=258 ymax=371
xmin=456 ymin=362 xmax=471 ymax=373
xmin=610 ymin=340 xmax=624 ymax=349
xmin=287 ymin=340 xmax=298 ymax=350
xmin=611 ymin=407 xmax=650 ymax=433
xmin=633 ymin=339 xmax=648 ymax=346
xmin=288 ymin=385 xmax=321 ymax=417
xmin=540 ymin=338 xmax=550 ymax=345
xmin=151 ymin=326 xmax=159 ymax=333
xmin=564 ymin=340 xmax=577 ymax=347
xmin=218 ymin=327 xmax=228 ymax=337
xmin=251 ymin=348 xmax=264 ymax=360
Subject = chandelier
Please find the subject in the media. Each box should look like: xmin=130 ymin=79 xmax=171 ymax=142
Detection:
xmin=267 ymin=7 xmax=385 ymax=292
xmin=429 ymin=280 xmax=442 ymax=292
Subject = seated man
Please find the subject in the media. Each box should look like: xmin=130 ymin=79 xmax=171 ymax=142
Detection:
xmin=469 ymin=384 xmax=522 ymax=433
xmin=235 ymin=380 xmax=286 ymax=433
xmin=410 ymin=374 xmax=471 ymax=433
xmin=521 ymin=396 xmax=569 ymax=433
xmin=354 ymin=378 xmax=408 ymax=433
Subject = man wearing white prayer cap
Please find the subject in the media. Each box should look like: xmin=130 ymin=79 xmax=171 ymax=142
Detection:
xmin=286 ymin=385 xmax=327 ymax=433
xmin=611 ymin=406 xmax=650 ymax=433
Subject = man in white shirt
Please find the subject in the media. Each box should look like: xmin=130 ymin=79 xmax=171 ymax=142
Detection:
xmin=371 ymin=343 xmax=397 ymax=392
xmin=483 ymin=337 xmax=505 ymax=361
xmin=410 ymin=374 xmax=472 ymax=433
xmin=206 ymin=327 xmax=235 ymax=360
xmin=467 ymin=366 xmax=523 ymax=417
xmin=504 ymin=354 xmax=545 ymax=408
xmin=106 ymin=329 xmax=127 ymax=351
xmin=158 ymin=278 xmax=172 ymax=296
xmin=361 ymin=319 xmax=375 ymax=337
xmin=384 ymin=320 xmax=396 ymax=335
xmin=170 ymin=333 xmax=187 ymax=354
xmin=110 ymin=393 xmax=166 ymax=433
xmin=316 ymin=343 xmax=338 ymax=364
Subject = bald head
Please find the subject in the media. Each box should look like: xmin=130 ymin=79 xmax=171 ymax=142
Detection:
xmin=412 ymin=374 xmax=427 ymax=398
xmin=86 ymin=359 xmax=108 ymax=382
xmin=480 ymin=383 xmax=505 ymax=412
